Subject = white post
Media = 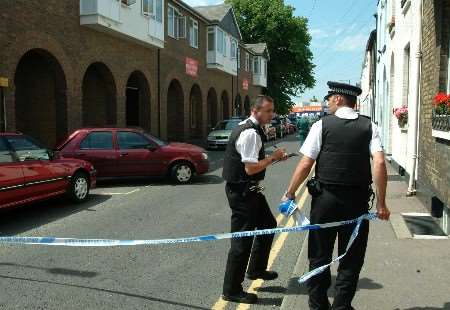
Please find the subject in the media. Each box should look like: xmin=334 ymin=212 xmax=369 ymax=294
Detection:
xmin=406 ymin=0 xmax=423 ymax=196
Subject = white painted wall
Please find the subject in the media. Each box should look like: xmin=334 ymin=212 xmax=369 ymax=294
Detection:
xmin=360 ymin=50 xmax=372 ymax=117
xmin=80 ymin=0 xmax=165 ymax=48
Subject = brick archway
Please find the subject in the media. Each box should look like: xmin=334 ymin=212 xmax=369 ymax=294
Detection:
xmin=82 ymin=62 xmax=117 ymax=126
xmin=189 ymin=84 xmax=203 ymax=139
xmin=167 ymin=79 xmax=184 ymax=141
xmin=14 ymin=48 xmax=67 ymax=147
xmin=207 ymin=88 xmax=218 ymax=130
xmin=126 ymin=70 xmax=151 ymax=131
xmin=221 ymin=90 xmax=230 ymax=120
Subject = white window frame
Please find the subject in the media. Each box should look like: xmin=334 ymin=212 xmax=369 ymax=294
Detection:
xmin=237 ymin=47 xmax=240 ymax=68
xmin=253 ymin=56 xmax=260 ymax=74
xmin=207 ymin=27 xmax=215 ymax=51
xmin=168 ymin=5 xmax=175 ymax=38
xmin=217 ymin=28 xmax=224 ymax=54
xmin=177 ymin=14 xmax=186 ymax=39
xmin=223 ymin=33 xmax=227 ymax=57
xmin=230 ymin=39 xmax=237 ymax=59
xmin=154 ymin=0 xmax=162 ymax=22
xmin=189 ymin=17 xmax=198 ymax=48
xmin=142 ymin=0 xmax=153 ymax=16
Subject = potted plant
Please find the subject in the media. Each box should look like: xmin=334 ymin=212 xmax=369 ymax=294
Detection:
xmin=393 ymin=105 xmax=408 ymax=129
xmin=432 ymin=92 xmax=450 ymax=131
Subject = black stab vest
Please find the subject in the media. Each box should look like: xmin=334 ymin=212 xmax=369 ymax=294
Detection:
xmin=315 ymin=115 xmax=373 ymax=186
xmin=222 ymin=120 xmax=266 ymax=183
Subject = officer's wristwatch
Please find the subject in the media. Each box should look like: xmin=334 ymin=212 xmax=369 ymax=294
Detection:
xmin=285 ymin=191 xmax=296 ymax=200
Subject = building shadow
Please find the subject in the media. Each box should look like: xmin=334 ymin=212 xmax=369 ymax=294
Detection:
xmin=0 ymin=273 xmax=210 ymax=310
xmin=256 ymin=296 xmax=284 ymax=306
xmin=0 ymin=262 xmax=98 ymax=278
xmin=0 ymin=194 xmax=111 ymax=236
xmin=388 ymin=174 xmax=405 ymax=182
xmin=400 ymin=304 xmax=450 ymax=310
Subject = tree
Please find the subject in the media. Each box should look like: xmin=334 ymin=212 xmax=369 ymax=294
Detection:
xmin=228 ymin=0 xmax=315 ymax=114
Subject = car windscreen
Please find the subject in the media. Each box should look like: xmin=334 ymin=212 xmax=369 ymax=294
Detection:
xmin=214 ymin=120 xmax=241 ymax=130
xmin=5 ymin=135 xmax=50 ymax=161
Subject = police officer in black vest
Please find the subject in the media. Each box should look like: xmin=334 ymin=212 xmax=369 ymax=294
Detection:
xmin=282 ymin=82 xmax=390 ymax=310
xmin=221 ymin=95 xmax=288 ymax=304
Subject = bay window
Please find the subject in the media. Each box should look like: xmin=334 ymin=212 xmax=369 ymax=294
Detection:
xmin=143 ymin=0 xmax=162 ymax=22
xmin=217 ymin=29 xmax=224 ymax=54
xmin=253 ymin=57 xmax=260 ymax=74
xmin=207 ymin=27 xmax=215 ymax=51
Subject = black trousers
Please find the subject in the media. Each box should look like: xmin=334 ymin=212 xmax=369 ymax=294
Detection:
xmin=307 ymin=185 xmax=370 ymax=310
xmin=222 ymin=182 xmax=277 ymax=295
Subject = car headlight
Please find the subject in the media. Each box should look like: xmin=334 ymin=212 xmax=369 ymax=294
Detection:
xmin=201 ymin=152 xmax=208 ymax=160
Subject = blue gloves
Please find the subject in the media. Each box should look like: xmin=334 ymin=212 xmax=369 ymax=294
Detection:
xmin=279 ymin=199 xmax=297 ymax=217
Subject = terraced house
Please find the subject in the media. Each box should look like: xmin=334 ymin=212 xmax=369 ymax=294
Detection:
xmin=0 ymin=0 xmax=269 ymax=147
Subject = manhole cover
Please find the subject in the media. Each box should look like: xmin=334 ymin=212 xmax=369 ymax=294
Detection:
xmin=402 ymin=213 xmax=447 ymax=238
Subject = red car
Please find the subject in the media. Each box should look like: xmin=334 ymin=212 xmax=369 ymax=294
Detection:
xmin=56 ymin=128 xmax=209 ymax=184
xmin=0 ymin=133 xmax=96 ymax=209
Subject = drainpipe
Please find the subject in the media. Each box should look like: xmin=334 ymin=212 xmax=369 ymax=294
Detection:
xmin=407 ymin=0 xmax=423 ymax=196
xmin=157 ymin=48 xmax=161 ymax=137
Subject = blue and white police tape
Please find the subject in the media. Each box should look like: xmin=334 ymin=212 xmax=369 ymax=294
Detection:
xmin=0 ymin=210 xmax=377 ymax=284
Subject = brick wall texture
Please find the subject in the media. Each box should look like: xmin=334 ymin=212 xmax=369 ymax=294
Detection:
xmin=0 ymin=0 xmax=264 ymax=147
xmin=417 ymin=0 xmax=450 ymax=207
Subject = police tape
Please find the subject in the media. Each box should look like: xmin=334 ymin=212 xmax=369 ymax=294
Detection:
xmin=0 ymin=212 xmax=377 ymax=283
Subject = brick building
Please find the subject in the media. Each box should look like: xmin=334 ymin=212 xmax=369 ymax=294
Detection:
xmin=0 ymin=0 xmax=268 ymax=147
xmin=417 ymin=0 xmax=450 ymax=233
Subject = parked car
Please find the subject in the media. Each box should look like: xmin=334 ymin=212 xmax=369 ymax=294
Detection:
xmin=56 ymin=128 xmax=209 ymax=184
xmin=284 ymin=118 xmax=296 ymax=134
xmin=271 ymin=117 xmax=284 ymax=138
xmin=206 ymin=117 xmax=245 ymax=149
xmin=0 ymin=133 xmax=96 ymax=209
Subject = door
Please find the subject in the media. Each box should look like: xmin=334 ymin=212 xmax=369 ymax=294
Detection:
xmin=75 ymin=131 xmax=117 ymax=177
xmin=115 ymin=131 xmax=160 ymax=176
xmin=5 ymin=135 xmax=65 ymax=198
xmin=0 ymin=137 xmax=27 ymax=208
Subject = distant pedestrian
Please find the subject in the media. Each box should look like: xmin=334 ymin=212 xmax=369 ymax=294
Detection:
xmin=221 ymin=95 xmax=288 ymax=304
xmin=282 ymin=81 xmax=391 ymax=310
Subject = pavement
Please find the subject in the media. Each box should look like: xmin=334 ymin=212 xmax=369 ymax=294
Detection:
xmin=281 ymin=162 xmax=450 ymax=310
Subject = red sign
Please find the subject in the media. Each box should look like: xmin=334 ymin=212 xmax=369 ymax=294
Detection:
xmin=242 ymin=78 xmax=249 ymax=90
xmin=185 ymin=57 xmax=198 ymax=77
xmin=291 ymin=105 xmax=323 ymax=113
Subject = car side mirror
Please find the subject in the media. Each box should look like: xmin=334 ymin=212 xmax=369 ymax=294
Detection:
xmin=146 ymin=144 xmax=158 ymax=151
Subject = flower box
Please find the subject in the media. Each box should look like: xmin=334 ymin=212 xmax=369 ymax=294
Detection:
xmin=432 ymin=114 xmax=450 ymax=131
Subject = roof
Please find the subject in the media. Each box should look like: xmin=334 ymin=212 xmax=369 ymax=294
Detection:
xmin=245 ymin=43 xmax=269 ymax=60
xmin=194 ymin=4 xmax=231 ymax=22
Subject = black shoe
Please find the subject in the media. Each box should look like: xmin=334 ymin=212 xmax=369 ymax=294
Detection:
xmin=246 ymin=270 xmax=278 ymax=280
xmin=222 ymin=292 xmax=258 ymax=304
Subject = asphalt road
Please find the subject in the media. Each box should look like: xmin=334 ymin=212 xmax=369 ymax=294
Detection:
xmin=0 ymin=134 xmax=310 ymax=310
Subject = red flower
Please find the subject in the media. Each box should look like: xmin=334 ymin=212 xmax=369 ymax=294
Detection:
xmin=434 ymin=92 xmax=449 ymax=107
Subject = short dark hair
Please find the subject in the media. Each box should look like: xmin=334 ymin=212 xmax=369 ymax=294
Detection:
xmin=341 ymin=94 xmax=357 ymax=108
xmin=251 ymin=95 xmax=274 ymax=110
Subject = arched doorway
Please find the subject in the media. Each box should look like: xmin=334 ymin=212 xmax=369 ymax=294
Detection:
xmin=207 ymin=88 xmax=218 ymax=131
xmin=189 ymin=84 xmax=203 ymax=138
xmin=126 ymin=71 xmax=151 ymax=131
xmin=82 ymin=62 xmax=117 ymax=126
xmin=14 ymin=48 xmax=67 ymax=147
xmin=244 ymin=96 xmax=251 ymax=116
xmin=234 ymin=94 xmax=242 ymax=116
xmin=167 ymin=79 xmax=184 ymax=141
xmin=221 ymin=90 xmax=230 ymax=120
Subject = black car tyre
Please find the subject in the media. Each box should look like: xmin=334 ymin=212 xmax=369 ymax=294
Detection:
xmin=68 ymin=172 xmax=90 ymax=202
xmin=170 ymin=163 xmax=193 ymax=184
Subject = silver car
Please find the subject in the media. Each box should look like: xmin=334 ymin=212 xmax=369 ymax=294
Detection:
xmin=207 ymin=118 xmax=245 ymax=149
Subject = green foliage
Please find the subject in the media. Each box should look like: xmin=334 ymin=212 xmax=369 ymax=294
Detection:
xmin=228 ymin=0 xmax=315 ymax=114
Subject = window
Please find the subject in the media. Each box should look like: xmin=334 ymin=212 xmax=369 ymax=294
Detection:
xmin=253 ymin=56 xmax=260 ymax=74
xmin=237 ymin=47 xmax=240 ymax=68
xmin=189 ymin=18 xmax=198 ymax=48
xmin=177 ymin=15 xmax=186 ymax=39
xmin=142 ymin=0 xmax=153 ymax=15
xmin=79 ymin=132 xmax=113 ymax=150
xmin=217 ymin=29 xmax=224 ymax=54
xmin=155 ymin=0 xmax=162 ymax=22
xmin=0 ymin=138 xmax=13 ymax=163
xmin=402 ymin=44 xmax=410 ymax=106
xmin=168 ymin=5 xmax=175 ymax=37
xmin=245 ymin=53 xmax=250 ymax=71
xmin=223 ymin=33 xmax=227 ymax=57
xmin=117 ymin=132 xmax=151 ymax=149
xmin=6 ymin=136 xmax=49 ymax=161
xmin=231 ymin=39 xmax=237 ymax=59
xmin=122 ymin=0 xmax=136 ymax=6
xmin=263 ymin=59 xmax=267 ymax=76
xmin=207 ymin=27 xmax=215 ymax=51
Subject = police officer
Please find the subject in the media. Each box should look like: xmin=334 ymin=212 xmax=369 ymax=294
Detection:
xmin=221 ymin=95 xmax=288 ymax=304
xmin=282 ymin=81 xmax=391 ymax=310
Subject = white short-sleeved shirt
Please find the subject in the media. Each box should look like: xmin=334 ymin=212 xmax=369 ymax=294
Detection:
xmin=235 ymin=116 xmax=263 ymax=163
xmin=300 ymin=107 xmax=384 ymax=160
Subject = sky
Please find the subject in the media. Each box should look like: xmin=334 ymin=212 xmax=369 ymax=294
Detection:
xmin=183 ymin=0 xmax=377 ymax=104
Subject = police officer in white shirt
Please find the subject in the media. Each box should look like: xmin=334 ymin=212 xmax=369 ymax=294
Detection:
xmin=221 ymin=95 xmax=288 ymax=304
xmin=282 ymin=82 xmax=390 ymax=310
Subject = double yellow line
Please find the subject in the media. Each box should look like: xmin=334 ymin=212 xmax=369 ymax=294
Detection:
xmin=211 ymin=179 xmax=310 ymax=310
